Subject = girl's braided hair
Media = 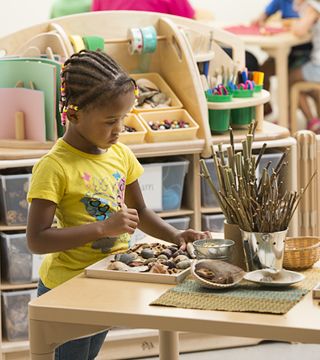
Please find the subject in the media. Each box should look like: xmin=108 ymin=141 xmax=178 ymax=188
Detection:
xmin=60 ymin=50 xmax=137 ymax=125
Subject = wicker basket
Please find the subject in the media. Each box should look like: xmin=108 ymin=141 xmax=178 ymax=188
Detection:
xmin=283 ymin=237 xmax=320 ymax=270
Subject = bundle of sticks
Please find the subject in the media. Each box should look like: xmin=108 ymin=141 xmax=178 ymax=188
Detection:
xmin=200 ymin=121 xmax=316 ymax=233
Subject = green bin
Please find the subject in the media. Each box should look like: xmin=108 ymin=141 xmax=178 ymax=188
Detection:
xmin=231 ymin=89 xmax=254 ymax=129
xmin=206 ymin=93 xmax=233 ymax=134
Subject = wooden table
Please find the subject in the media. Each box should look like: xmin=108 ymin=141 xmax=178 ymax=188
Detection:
xmin=29 ymin=265 xmax=320 ymax=359
xmin=236 ymin=31 xmax=311 ymax=129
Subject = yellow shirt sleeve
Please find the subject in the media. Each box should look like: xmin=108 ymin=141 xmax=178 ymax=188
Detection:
xmin=27 ymin=156 xmax=66 ymax=205
xmin=120 ymin=143 xmax=144 ymax=185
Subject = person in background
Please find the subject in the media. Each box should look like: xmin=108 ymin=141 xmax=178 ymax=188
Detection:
xmin=289 ymin=0 xmax=320 ymax=132
xmin=26 ymin=49 xmax=209 ymax=360
xmin=252 ymin=0 xmax=312 ymax=115
xmin=50 ymin=0 xmax=91 ymax=18
xmin=91 ymin=0 xmax=196 ymax=19
xmin=91 ymin=0 xmax=259 ymax=71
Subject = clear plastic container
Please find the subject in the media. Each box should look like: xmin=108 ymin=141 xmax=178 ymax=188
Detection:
xmin=202 ymin=213 xmax=225 ymax=232
xmin=0 ymin=174 xmax=31 ymax=225
xmin=257 ymin=152 xmax=283 ymax=179
xmin=165 ymin=216 xmax=190 ymax=230
xmin=0 ymin=232 xmax=44 ymax=283
xmin=140 ymin=159 xmax=189 ymax=211
xmin=130 ymin=216 xmax=190 ymax=247
xmin=1 ymin=289 xmax=37 ymax=341
xmin=200 ymin=158 xmax=220 ymax=208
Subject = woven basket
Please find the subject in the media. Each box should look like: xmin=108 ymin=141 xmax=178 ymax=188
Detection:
xmin=283 ymin=237 xmax=320 ymax=270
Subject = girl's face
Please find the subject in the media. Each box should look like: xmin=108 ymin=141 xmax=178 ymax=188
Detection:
xmin=69 ymin=91 xmax=135 ymax=153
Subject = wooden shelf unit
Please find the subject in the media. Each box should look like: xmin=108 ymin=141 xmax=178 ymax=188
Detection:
xmin=0 ymin=11 xmax=298 ymax=360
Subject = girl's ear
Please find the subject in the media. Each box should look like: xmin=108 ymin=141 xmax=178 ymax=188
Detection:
xmin=67 ymin=109 xmax=79 ymax=124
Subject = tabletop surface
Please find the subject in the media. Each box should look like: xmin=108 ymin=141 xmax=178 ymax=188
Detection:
xmin=29 ymin=263 xmax=320 ymax=343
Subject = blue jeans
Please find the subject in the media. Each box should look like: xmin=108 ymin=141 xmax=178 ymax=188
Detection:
xmin=37 ymin=279 xmax=108 ymax=360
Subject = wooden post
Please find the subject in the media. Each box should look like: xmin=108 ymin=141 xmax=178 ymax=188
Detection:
xmin=15 ymin=111 xmax=25 ymax=140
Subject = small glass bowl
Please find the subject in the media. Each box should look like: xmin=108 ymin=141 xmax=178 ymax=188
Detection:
xmin=193 ymin=238 xmax=235 ymax=260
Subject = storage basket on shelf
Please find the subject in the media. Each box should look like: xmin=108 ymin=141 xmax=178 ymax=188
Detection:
xmin=139 ymin=109 xmax=199 ymax=142
xmin=119 ymin=113 xmax=147 ymax=145
xmin=130 ymin=73 xmax=183 ymax=112
xmin=283 ymin=237 xmax=320 ymax=270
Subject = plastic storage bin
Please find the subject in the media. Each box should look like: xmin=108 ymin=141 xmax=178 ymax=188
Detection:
xmin=139 ymin=109 xmax=199 ymax=143
xmin=140 ymin=159 xmax=189 ymax=211
xmin=201 ymin=158 xmax=220 ymax=208
xmin=257 ymin=152 xmax=283 ymax=179
xmin=1 ymin=289 xmax=37 ymax=341
xmin=202 ymin=213 xmax=225 ymax=232
xmin=130 ymin=73 xmax=183 ymax=112
xmin=0 ymin=174 xmax=31 ymax=225
xmin=165 ymin=216 xmax=190 ymax=230
xmin=119 ymin=113 xmax=147 ymax=145
xmin=130 ymin=216 xmax=191 ymax=246
xmin=1 ymin=232 xmax=43 ymax=284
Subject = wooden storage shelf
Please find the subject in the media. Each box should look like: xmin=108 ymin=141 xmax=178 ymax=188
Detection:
xmin=201 ymin=207 xmax=221 ymax=214
xmin=207 ymin=90 xmax=270 ymax=110
xmin=211 ymin=121 xmax=290 ymax=145
xmin=0 ymin=224 xmax=27 ymax=231
xmin=157 ymin=209 xmax=194 ymax=218
xmin=0 ymin=283 xmax=37 ymax=291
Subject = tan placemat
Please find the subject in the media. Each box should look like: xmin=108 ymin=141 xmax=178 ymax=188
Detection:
xmin=150 ymin=268 xmax=320 ymax=314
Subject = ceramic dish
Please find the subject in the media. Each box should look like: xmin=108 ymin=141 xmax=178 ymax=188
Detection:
xmin=244 ymin=269 xmax=305 ymax=287
xmin=191 ymin=259 xmax=245 ymax=289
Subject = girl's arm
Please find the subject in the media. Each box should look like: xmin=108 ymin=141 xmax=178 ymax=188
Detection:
xmin=291 ymin=4 xmax=319 ymax=36
xmin=125 ymin=180 xmax=208 ymax=247
xmin=27 ymin=198 xmax=139 ymax=254
xmin=125 ymin=180 xmax=180 ymax=243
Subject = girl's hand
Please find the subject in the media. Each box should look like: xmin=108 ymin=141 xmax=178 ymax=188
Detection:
xmin=172 ymin=229 xmax=211 ymax=250
xmin=102 ymin=208 xmax=139 ymax=237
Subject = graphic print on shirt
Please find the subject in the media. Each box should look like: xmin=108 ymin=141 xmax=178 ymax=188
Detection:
xmin=80 ymin=171 xmax=128 ymax=253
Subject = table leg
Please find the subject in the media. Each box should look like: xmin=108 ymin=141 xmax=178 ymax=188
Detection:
xmin=159 ymin=330 xmax=179 ymax=360
xmin=268 ymin=47 xmax=291 ymax=129
xmin=29 ymin=319 xmax=107 ymax=360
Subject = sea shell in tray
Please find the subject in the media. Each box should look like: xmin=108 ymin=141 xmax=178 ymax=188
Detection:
xmin=191 ymin=259 xmax=246 ymax=289
xmin=106 ymin=242 xmax=195 ymax=274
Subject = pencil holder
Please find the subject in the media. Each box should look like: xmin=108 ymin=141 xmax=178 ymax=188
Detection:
xmin=230 ymin=89 xmax=254 ymax=129
xmin=206 ymin=94 xmax=232 ymax=134
xmin=254 ymin=84 xmax=263 ymax=93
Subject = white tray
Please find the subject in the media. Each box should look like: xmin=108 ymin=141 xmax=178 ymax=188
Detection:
xmin=85 ymin=255 xmax=190 ymax=284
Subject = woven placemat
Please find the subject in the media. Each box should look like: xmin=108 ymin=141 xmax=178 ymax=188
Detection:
xmin=150 ymin=268 xmax=320 ymax=314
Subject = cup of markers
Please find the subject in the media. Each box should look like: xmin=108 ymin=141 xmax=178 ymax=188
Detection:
xmin=229 ymin=73 xmax=256 ymax=129
xmin=206 ymin=84 xmax=233 ymax=134
xmin=252 ymin=71 xmax=264 ymax=93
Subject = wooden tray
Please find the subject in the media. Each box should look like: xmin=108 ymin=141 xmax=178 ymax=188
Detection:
xmin=85 ymin=255 xmax=190 ymax=284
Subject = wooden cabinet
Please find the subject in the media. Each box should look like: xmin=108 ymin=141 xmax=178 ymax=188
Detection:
xmin=0 ymin=11 xmax=298 ymax=359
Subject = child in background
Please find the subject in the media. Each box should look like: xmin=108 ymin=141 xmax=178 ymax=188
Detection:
xmin=26 ymin=50 xmax=209 ymax=359
xmin=289 ymin=0 xmax=320 ymax=132
xmin=91 ymin=0 xmax=196 ymax=19
xmin=252 ymin=0 xmax=312 ymax=115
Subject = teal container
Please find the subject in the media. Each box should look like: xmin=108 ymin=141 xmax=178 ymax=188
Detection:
xmin=231 ymin=89 xmax=254 ymax=129
xmin=206 ymin=93 xmax=232 ymax=134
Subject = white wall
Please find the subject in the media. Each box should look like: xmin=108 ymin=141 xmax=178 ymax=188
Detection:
xmin=0 ymin=0 xmax=270 ymax=38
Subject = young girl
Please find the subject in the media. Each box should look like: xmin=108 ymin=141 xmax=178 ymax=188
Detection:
xmin=289 ymin=0 xmax=320 ymax=132
xmin=26 ymin=49 xmax=208 ymax=359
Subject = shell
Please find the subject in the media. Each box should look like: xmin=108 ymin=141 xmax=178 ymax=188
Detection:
xmin=107 ymin=261 xmax=131 ymax=271
xmin=176 ymin=259 xmax=191 ymax=269
xmin=187 ymin=242 xmax=197 ymax=259
xmin=174 ymin=255 xmax=189 ymax=263
xmin=191 ymin=259 xmax=245 ymax=289
xmin=136 ymin=78 xmax=159 ymax=91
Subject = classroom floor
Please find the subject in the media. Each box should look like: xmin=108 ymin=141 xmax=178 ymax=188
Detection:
xmin=133 ymin=341 xmax=320 ymax=359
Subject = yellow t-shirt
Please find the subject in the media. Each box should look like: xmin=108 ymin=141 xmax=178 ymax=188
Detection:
xmin=27 ymin=138 xmax=144 ymax=288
